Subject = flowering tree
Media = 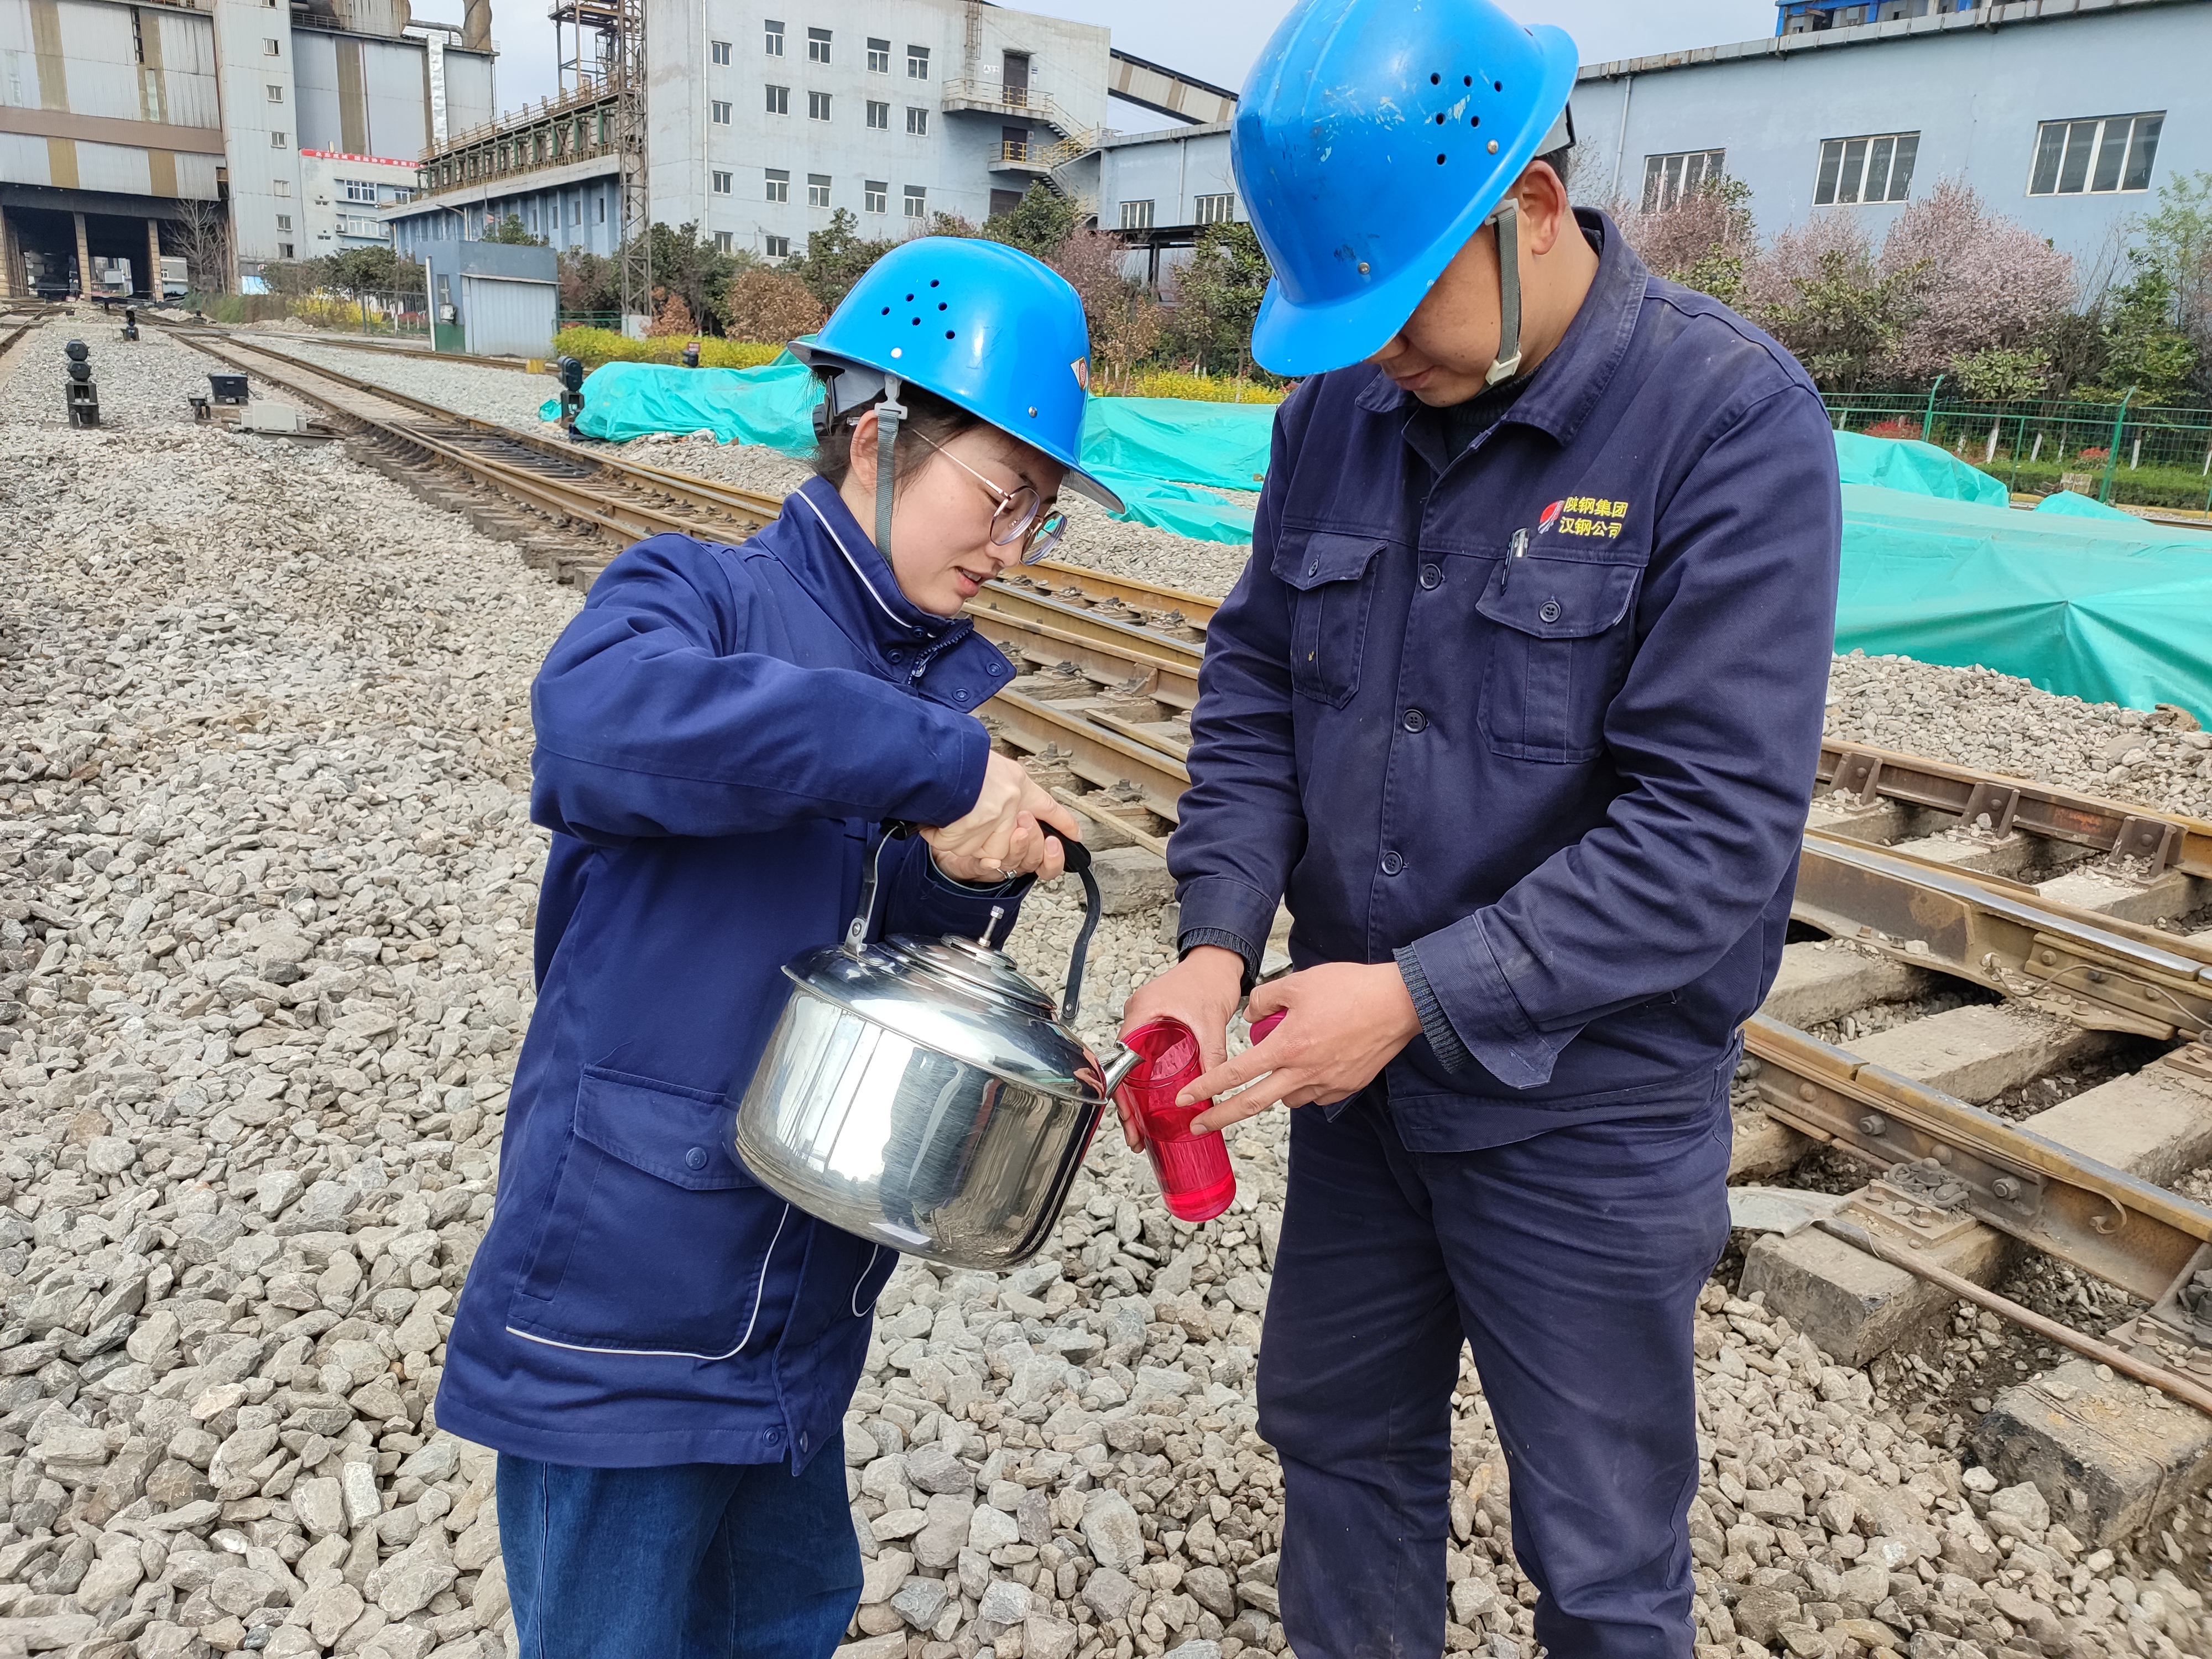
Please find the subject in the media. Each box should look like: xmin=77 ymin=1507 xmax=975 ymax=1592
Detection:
xmin=1875 ymin=179 xmax=2073 ymax=383
xmin=1611 ymin=179 xmax=1757 ymax=306
xmin=1047 ymin=228 xmax=1161 ymax=390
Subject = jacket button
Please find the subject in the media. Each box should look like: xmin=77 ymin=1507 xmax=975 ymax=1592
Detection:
xmin=1539 ymin=600 xmax=1562 ymax=624
xmin=986 ymin=660 xmax=1001 ymax=676
xmin=799 ymin=1432 xmax=810 ymax=1453
xmin=954 ymin=688 xmax=972 ymax=704
xmin=1380 ymin=851 xmax=1404 ymax=875
xmin=1419 ymin=564 xmax=1441 ymax=589
xmin=684 ymin=1146 xmax=708 ymax=1170
xmin=886 ymin=649 xmax=904 ymax=664
xmin=1307 ymin=560 xmax=1320 ymax=577
xmin=1402 ymin=708 xmax=1426 ymax=733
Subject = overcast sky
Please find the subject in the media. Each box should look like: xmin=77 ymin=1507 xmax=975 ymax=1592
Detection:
xmin=478 ymin=0 xmax=1782 ymax=125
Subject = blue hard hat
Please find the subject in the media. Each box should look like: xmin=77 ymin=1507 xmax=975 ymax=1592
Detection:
xmin=789 ymin=237 xmax=1122 ymax=512
xmin=1232 ymin=0 xmax=1579 ymax=376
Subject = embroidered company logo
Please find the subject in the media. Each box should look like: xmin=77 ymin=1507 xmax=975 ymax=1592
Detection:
xmin=1536 ymin=494 xmax=1628 ymax=541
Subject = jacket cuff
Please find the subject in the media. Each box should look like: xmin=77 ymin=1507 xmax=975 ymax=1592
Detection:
xmin=1174 ymin=875 xmax=1278 ymax=962
xmin=1408 ymin=913 xmax=1580 ymax=1090
xmin=1177 ymin=927 xmax=1259 ymax=995
xmin=1394 ymin=945 xmax=1473 ymax=1075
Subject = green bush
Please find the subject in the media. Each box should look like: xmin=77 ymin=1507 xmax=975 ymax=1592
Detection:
xmin=2005 ymin=456 xmax=2212 ymax=511
xmin=552 ymin=327 xmax=786 ymax=369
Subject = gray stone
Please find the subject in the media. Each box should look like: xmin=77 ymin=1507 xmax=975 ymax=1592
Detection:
xmin=890 ymin=1576 xmax=951 ymax=1630
xmin=978 ymin=1580 xmax=1032 ymax=1628
xmin=1080 ymin=1490 xmax=1145 ymax=1573
xmin=904 ymin=1440 xmax=973 ymax=1495
xmin=1025 ymin=1614 xmax=1080 ymax=1659
xmin=1183 ymin=1566 xmax=1237 ymax=1621
xmin=912 ymin=1492 xmax=974 ymax=1571
xmin=1986 ymin=1481 xmax=2049 ymax=1540
xmin=1731 ymin=1586 xmax=1802 ymax=1645
xmin=969 ymin=1504 xmax=1021 ymax=1552
xmin=1082 ymin=1567 xmax=1141 ymax=1623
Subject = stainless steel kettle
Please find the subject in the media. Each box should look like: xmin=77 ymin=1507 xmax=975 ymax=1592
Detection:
xmin=733 ymin=826 xmax=1145 ymax=1270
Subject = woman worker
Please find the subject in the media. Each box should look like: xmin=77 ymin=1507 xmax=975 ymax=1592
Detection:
xmin=434 ymin=238 xmax=1127 ymax=1657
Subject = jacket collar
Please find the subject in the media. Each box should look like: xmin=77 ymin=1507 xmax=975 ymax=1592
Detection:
xmin=767 ymin=476 xmax=1014 ymax=714
xmin=1354 ymin=208 xmax=1650 ymax=450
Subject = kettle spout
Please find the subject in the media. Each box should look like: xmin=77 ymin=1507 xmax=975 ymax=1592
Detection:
xmin=1098 ymin=1043 xmax=1145 ymax=1098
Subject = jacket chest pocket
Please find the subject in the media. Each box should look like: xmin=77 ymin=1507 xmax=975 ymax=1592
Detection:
xmin=509 ymin=1066 xmax=794 ymax=1360
xmin=1475 ymin=552 xmax=1642 ymax=763
xmin=1272 ymin=532 xmax=1389 ymax=708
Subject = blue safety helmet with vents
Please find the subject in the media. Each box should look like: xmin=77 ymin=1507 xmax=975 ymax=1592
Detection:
xmin=788 ymin=237 xmax=1123 ymax=558
xmin=1233 ymin=0 xmax=1579 ymax=379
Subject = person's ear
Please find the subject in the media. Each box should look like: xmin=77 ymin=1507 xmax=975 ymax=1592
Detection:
xmin=847 ymin=410 xmax=878 ymax=491
xmin=1517 ymin=162 xmax=1571 ymax=258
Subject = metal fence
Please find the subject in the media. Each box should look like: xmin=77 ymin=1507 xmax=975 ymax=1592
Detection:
xmin=1823 ymin=392 xmax=2212 ymax=511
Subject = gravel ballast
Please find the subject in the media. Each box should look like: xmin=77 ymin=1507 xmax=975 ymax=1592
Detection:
xmin=2 ymin=314 xmax=2207 ymax=1659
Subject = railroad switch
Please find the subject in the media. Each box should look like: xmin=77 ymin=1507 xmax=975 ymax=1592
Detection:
xmin=63 ymin=340 xmax=98 ymax=427
xmin=1840 ymin=1159 xmax=1981 ymax=1249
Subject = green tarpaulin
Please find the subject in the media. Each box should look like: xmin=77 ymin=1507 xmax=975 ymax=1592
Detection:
xmin=2032 ymin=488 xmax=2142 ymax=521
xmin=1833 ymin=430 xmax=2007 ymax=506
xmin=1835 ymin=483 xmax=2212 ymax=723
xmin=541 ymin=356 xmax=823 ymax=451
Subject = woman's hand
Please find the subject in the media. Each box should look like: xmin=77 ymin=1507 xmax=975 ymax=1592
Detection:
xmin=924 ymin=752 xmax=1081 ymax=880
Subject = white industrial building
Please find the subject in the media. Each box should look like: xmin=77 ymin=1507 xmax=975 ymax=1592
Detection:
xmin=0 ymin=0 xmax=493 ymax=295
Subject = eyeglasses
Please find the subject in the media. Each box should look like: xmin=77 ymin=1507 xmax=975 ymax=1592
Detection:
xmin=907 ymin=430 xmax=1069 ymax=564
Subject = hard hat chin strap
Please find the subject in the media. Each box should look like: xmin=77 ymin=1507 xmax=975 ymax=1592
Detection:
xmin=1486 ymin=199 xmax=1524 ymax=388
xmin=874 ymin=373 xmax=906 ymax=558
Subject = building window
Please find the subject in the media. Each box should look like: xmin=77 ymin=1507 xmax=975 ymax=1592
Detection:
xmin=1813 ymin=131 xmax=1918 ymax=206
xmin=765 ymin=234 xmax=791 ymax=257
xmin=712 ymin=169 xmax=732 ymax=194
xmin=807 ymin=27 xmax=830 ymax=64
xmin=1194 ymin=192 xmax=1234 ymax=225
xmin=765 ymin=168 xmax=789 ymax=203
xmin=867 ymin=37 xmax=890 ymax=72
xmin=864 ymin=179 xmax=887 ymax=213
xmin=765 ymin=85 xmax=788 ymax=116
xmin=1119 ymin=199 xmax=1155 ymax=231
xmin=867 ymin=100 xmax=889 ymax=130
xmin=907 ymin=44 xmax=929 ymax=79
xmin=274 ymin=178 xmax=290 ymax=196
xmin=764 ymin=19 xmax=783 ymax=56
xmin=713 ymin=100 xmax=732 ymax=124
xmin=263 ymin=36 xmax=279 ymax=53
xmin=2028 ymin=112 xmax=2162 ymax=196
xmin=807 ymin=173 xmax=832 ymax=208
xmin=1641 ymin=149 xmax=1725 ymax=213
xmin=278 ymin=242 xmax=294 ymax=258
xmin=275 ymin=213 xmax=292 ymax=231
xmin=716 ymin=231 xmax=734 ymax=252
xmin=711 ymin=39 xmax=731 ymax=65
xmin=906 ymin=106 xmax=928 ymax=137
xmin=808 ymin=91 xmax=831 ymax=122
xmin=904 ymin=184 xmax=926 ymax=218
xmin=266 ymin=83 xmax=283 ymax=102
xmin=598 ymin=196 xmax=606 ymax=222
xmin=270 ymin=129 xmax=287 ymax=147
xmin=343 ymin=178 xmax=375 ymax=202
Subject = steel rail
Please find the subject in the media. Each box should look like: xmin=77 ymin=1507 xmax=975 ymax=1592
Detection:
xmin=1819 ymin=740 xmax=2212 ymax=881
xmin=168 ymin=332 xmax=780 ymax=548
xmin=1794 ymin=831 xmax=2212 ymax=1040
xmin=1015 ymin=560 xmax=1221 ymax=630
xmin=162 ymin=328 xmax=790 ymax=536
xmin=1741 ymin=1016 xmax=2212 ymax=1303
xmin=969 ymin=611 xmax=1201 ymax=707
xmin=966 ymin=584 xmax=1206 ymax=667
xmin=985 ymin=690 xmax=1190 ymax=825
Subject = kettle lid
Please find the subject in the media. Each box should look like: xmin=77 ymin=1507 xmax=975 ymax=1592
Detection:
xmin=885 ymin=935 xmax=1058 ymax=1018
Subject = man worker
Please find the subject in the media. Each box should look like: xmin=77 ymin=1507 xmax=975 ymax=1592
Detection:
xmin=1118 ymin=0 xmax=1843 ymax=1655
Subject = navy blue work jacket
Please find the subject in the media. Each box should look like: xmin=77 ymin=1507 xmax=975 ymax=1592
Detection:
xmin=1172 ymin=212 xmax=1842 ymax=1152
xmin=439 ymin=477 xmax=1025 ymax=1470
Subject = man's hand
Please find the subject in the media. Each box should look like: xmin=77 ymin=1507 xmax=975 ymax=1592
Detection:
xmin=1115 ymin=946 xmax=1245 ymax=1151
xmin=1184 ymin=962 xmax=1423 ymax=1134
xmin=924 ymin=752 xmax=1080 ymax=879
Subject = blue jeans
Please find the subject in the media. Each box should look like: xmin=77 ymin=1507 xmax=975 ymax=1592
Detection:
xmin=1258 ymin=1090 xmax=1733 ymax=1659
xmin=497 ymin=1449 xmax=862 ymax=1659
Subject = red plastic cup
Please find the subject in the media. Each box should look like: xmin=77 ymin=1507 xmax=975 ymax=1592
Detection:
xmin=1115 ymin=1017 xmax=1237 ymax=1224
xmin=1248 ymin=1009 xmax=1285 ymax=1044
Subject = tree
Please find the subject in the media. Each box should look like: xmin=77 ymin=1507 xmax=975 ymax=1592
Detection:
xmin=259 ymin=258 xmax=331 ymax=299
xmin=1160 ymin=222 xmax=1272 ymax=377
xmin=2136 ymin=170 xmax=2212 ymax=397
xmin=559 ymin=248 xmax=620 ymax=319
xmin=1047 ymin=228 xmax=1160 ymax=390
xmin=646 ymin=221 xmax=744 ymax=335
xmin=1614 ymin=178 xmax=1756 ymax=306
xmin=1875 ymin=179 xmax=2073 ymax=384
xmin=646 ymin=289 xmax=698 ymax=337
xmin=2084 ymin=255 xmax=2200 ymax=403
xmin=787 ymin=208 xmax=897 ymax=311
xmin=1755 ymin=247 xmax=1925 ymax=393
xmin=483 ymin=215 xmax=546 ymax=246
xmin=985 ymin=184 xmax=1079 ymax=261
xmin=723 ymin=267 xmax=826 ymax=342
xmin=1952 ymin=347 xmax=2049 ymax=402
xmin=171 ymin=199 xmax=232 ymax=296
xmin=324 ymin=245 xmax=418 ymax=299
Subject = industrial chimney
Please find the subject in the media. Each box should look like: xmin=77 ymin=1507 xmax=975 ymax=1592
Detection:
xmin=462 ymin=0 xmax=490 ymax=53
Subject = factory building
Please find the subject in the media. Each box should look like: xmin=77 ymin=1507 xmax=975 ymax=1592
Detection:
xmin=0 ymin=0 xmax=493 ymax=296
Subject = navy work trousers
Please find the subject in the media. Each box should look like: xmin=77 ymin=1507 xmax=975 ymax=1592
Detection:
xmin=1256 ymin=1088 xmax=1731 ymax=1659
xmin=497 ymin=1447 xmax=862 ymax=1659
